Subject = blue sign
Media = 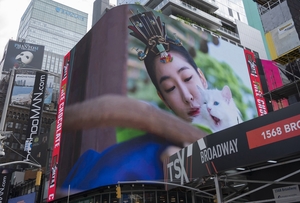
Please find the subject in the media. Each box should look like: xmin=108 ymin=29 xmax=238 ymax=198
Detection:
xmin=8 ymin=192 xmax=36 ymax=203
xmin=55 ymin=7 xmax=85 ymax=21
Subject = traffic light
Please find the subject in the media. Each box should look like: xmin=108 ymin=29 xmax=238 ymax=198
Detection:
xmin=116 ymin=185 xmax=121 ymax=199
xmin=35 ymin=170 xmax=42 ymax=186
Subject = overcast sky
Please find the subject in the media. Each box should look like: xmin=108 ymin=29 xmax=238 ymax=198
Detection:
xmin=0 ymin=0 xmax=116 ymax=59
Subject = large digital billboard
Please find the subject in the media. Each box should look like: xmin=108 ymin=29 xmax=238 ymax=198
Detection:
xmin=1 ymin=40 xmax=45 ymax=71
xmin=48 ymin=4 xmax=261 ymax=201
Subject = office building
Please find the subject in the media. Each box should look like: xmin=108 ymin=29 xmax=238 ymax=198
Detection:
xmin=17 ymin=0 xmax=88 ymax=74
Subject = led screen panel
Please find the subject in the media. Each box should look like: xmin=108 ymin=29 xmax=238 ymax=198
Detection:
xmin=48 ymin=4 xmax=260 ymax=201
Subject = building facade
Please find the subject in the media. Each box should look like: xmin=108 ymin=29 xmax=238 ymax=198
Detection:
xmin=17 ymin=0 xmax=88 ymax=74
xmin=254 ymin=0 xmax=300 ymax=104
xmin=112 ymin=0 xmax=268 ymax=59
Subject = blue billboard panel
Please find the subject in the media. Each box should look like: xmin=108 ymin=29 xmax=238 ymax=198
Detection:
xmin=8 ymin=192 xmax=36 ymax=203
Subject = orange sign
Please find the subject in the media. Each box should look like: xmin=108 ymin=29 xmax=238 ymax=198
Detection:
xmin=247 ymin=114 xmax=300 ymax=149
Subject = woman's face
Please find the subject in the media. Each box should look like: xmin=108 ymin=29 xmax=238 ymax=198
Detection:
xmin=154 ymin=51 xmax=207 ymax=122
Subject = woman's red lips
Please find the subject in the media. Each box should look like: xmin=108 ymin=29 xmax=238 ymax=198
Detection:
xmin=188 ymin=108 xmax=200 ymax=116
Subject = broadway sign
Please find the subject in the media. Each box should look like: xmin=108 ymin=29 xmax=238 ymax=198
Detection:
xmin=164 ymin=102 xmax=300 ymax=186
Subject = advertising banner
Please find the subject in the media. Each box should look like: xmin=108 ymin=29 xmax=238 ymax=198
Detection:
xmin=261 ymin=59 xmax=289 ymax=110
xmin=24 ymin=71 xmax=48 ymax=159
xmin=2 ymin=40 xmax=44 ymax=71
xmin=49 ymin=4 xmax=259 ymax=201
xmin=11 ymin=73 xmax=54 ymax=107
xmin=244 ymin=49 xmax=268 ymax=116
xmin=48 ymin=53 xmax=70 ymax=202
xmin=0 ymin=169 xmax=12 ymax=203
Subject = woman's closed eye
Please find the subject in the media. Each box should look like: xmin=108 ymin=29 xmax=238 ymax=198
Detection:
xmin=165 ymin=86 xmax=175 ymax=93
xmin=184 ymin=75 xmax=192 ymax=82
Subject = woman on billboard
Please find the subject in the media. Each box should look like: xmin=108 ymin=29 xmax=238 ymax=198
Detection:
xmin=60 ymin=9 xmax=243 ymax=194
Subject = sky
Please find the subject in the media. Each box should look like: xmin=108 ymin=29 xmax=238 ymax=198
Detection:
xmin=0 ymin=0 xmax=116 ymax=59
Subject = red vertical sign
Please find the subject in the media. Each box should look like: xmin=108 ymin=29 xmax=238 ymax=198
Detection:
xmin=47 ymin=52 xmax=70 ymax=202
xmin=244 ymin=50 xmax=268 ymax=116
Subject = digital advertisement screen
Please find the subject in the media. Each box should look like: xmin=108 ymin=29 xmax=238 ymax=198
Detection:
xmin=11 ymin=73 xmax=54 ymax=107
xmin=1 ymin=40 xmax=45 ymax=71
xmin=49 ymin=4 xmax=260 ymax=201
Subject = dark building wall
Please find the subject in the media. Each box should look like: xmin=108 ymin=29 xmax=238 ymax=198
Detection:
xmin=287 ymin=0 xmax=300 ymax=41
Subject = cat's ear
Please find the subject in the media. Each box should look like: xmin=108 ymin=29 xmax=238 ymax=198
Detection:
xmin=221 ymin=85 xmax=232 ymax=104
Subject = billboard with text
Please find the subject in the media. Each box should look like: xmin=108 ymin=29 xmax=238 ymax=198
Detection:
xmin=1 ymin=40 xmax=44 ymax=71
xmin=48 ymin=4 xmax=261 ymax=201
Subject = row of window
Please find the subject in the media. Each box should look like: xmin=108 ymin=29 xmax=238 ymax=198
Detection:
xmin=7 ymin=121 xmax=53 ymax=129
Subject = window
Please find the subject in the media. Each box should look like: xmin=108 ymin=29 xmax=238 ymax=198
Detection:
xmin=11 ymin=143 xmax=18 ymax=149
xmin=237 ymin=12 xmax=240 ymax=20
xmin=7 ymin=122 xmax=13 ymax=128
xmin=228 ymin=8 xmax=233 ymax=17
xmin=14 ymin=133 xmax=20 ymax=140
xmin=15 ymin=123 xmax=21 ymax=129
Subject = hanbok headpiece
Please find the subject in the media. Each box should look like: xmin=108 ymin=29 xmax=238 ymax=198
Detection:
xmin=128 ymin=10 xmax=182 ymax=63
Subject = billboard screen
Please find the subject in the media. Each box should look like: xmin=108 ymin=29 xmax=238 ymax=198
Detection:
xmin=49 ymin=4 xmax=259 ymax=201
xmin=0 ymin=169 xmax=12 ymax=203
xmin=11 ymin=73 xmax=54 ymax=107
xmin=2 ymin=40 xmax=44 ymax=71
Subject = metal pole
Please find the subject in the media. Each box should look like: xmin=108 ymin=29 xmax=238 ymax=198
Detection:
xmin=224 ymin=168 xmax=300 ymax=203
xmin=214 ymin=175 xmax=223 ymax=203
xmin=0 ymin=68 xmax=15 ymax=131
xmin=0 ymin=160 xmax=41 ymax=168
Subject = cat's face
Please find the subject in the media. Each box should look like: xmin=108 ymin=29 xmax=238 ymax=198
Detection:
xmin=154 ymin=51 xmax=207 ymax=122
xmin=199 ymin=86 xmax=232 ymax=127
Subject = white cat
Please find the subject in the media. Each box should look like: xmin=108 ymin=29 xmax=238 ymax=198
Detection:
xmin=193 ymin=85 xmax=242 ymax=133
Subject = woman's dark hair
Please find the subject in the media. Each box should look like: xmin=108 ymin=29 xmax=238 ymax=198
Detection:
xmin=144 ymin=37 xmax=199 ymax=92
